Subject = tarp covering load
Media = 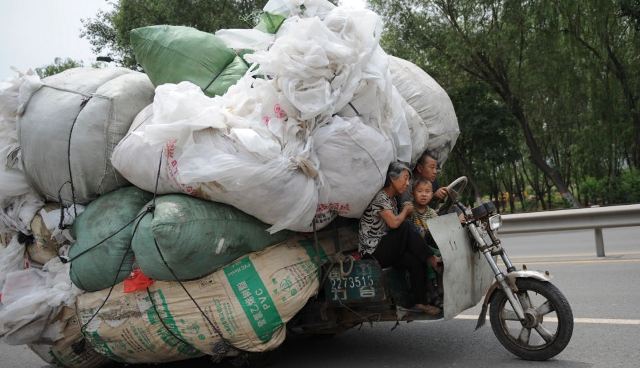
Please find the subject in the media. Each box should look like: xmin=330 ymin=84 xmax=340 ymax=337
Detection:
xmin=112 ymin=5 xmax=402 ymax=233
xmin=131 ymin=194 xmax=291 ymax=281
xmin=0 ymin=70 xmax=44 ymax=235
xmin=131 ymin=25 xmax=249 ymax=97
xmin=18 ymin=67 xmax=154 ymax=205
xmin=75 ymin=241 xmax=321 ymax=363
xmin=388 ymin=56 xmax=459 ymax=164
xmin=69 ymin=187 xmax=153 ymax=292
xmin=28 ymin=307 xmax=111 ymax=368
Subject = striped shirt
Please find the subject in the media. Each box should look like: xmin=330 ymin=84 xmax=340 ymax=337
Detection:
xmin=358 ymin=190 xmax=396 ymax=255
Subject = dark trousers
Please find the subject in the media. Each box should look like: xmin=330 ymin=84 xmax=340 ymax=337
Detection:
xmin=372 ymin=221 xmax=434 ymax=305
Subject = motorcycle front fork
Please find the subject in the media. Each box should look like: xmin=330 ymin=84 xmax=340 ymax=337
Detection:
xmin=469 ymin=224 xmax=527 ymax=321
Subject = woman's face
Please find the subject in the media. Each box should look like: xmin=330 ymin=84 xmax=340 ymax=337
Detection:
xmin=416 ymin=157 xmax=438 ymax=182
xmin=391 ymin=170 xmax=411 ymax=194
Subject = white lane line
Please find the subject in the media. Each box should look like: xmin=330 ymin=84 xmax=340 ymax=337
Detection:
xmin=507 ymin=251 xmax=640 ymax=259
xmin=499 ymin=258 xmax=640 ymax=266
xmin=453 ymin=314 xmax=640 ymax=325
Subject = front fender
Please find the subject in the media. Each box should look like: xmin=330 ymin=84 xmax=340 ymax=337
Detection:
xmin=474 ymin=269 xmax=552 ymax=330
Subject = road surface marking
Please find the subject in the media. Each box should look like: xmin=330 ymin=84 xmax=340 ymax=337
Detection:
xmin=507 ymin=251 xmax=640 ymax=259
xmin=453 ymin=315 xmax=640 ymax=325
xmin=501 ymin=258 xmax=640 ymax=266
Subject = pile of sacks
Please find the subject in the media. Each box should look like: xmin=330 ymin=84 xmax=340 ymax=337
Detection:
xmin=0 ymin=0 xmax=459 ymax=366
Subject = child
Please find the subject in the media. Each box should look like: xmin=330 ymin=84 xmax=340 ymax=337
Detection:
xmin=409 ymin=177 xmax=444 ymax=306
xmin=410 ymin=178 xmax=439 ymax=238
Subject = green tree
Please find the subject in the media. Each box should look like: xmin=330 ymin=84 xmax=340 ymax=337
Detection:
xmin=372 ymin=0 xmax=639 ymax=208
xmin=81 ymin=0 xmax=270 ymax=69
xmin=443 ymin=83 xmax=521 ymax=208
xmin=35 ymin=57 xmax=83 ymax=78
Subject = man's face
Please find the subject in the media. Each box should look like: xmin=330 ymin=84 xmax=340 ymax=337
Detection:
xmin=417 ymin=157 xmax=438 ymax=182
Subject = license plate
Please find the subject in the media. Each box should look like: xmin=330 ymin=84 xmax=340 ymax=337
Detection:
xmin=324 ymin=259 xmax=386 ymax=305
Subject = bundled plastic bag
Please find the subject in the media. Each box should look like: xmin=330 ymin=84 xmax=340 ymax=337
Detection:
xmin=246 ymin=7 xmax=382 ymax=122
xmin=18 ymin=67 xmax=154 ymax=205
xmin=0 ymin=257 xmax=81 ymax=345
xmin=0 ymin=69 xmax=44 ymax=235
xmin=131 ymin=25 xmax=248 ymax=97
xmin=113 ymin=80 xmax=322 ymax=233
xmin=132 ymin=194 xmax=291 ymax=281
xmin=69 ymin=187 xmax=153 ymax=292
xmin=388 ymin=56 xmax=459 ymax=163
xmin=110 ymin=104 xmax=180 ymax=194
xmin=114 ymin=5 xmax=397 ymax=233
xmin=76 ymin=241 xmax=321 ymax=363
xmin=336 ymin=46 xmax=413 ymax=163
xmin=314 ymin=116 xmax=394 ymax=222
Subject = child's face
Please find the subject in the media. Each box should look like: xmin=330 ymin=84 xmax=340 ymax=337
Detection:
xmin=413 ymin=182 xmax=433 ymax=206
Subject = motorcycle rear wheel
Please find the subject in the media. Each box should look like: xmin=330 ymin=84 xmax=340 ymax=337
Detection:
xmin=489 ymin=278 xmax=573 ymax=361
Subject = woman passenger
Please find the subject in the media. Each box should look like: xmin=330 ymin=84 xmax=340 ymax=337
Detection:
xmin=358 ymin=162 xmax=442 ymax=315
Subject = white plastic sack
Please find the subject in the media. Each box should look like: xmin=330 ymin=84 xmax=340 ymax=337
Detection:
xmin=0 ymin=69 xmax=44 ymax=234
xmin=0 ymin=257 xmax=80 ymax=345
xmin=19 ymin=67 xmax=155 ymax=205
xmin=314 ymin=116 xmax=394 ymax=222
xmin=389 ymin=56 xmax=459 ymax=163
xmin=337 ymin=46 xmax=413 ymax=162
xmin=112 ymin=3 xmax=439 ymax=233
xmin=111 ymin=104 xmax=180 ymax=195
xmin=245 ymin=7 xmax=381 ymax=121
xmin=113 ymin=80 xmax=321 ymax=233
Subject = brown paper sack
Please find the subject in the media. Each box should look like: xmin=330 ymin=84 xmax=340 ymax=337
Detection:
xmin=75 ymin=240 xmax=323 ymax=363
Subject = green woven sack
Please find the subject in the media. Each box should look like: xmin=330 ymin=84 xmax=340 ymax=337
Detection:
xmin=69 ymin=187 xmax=153 ymax=291
xmin=255 ymin=12 xmax=286 ymax=34
xmin=130 ymin=25 xmax=248 ymax=97
xmin=131 ymin=194 xmax=291 ymax=281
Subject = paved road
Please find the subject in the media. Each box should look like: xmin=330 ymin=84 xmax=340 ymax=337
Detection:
xmin=2 ymin=227 xmax=639 ymax=368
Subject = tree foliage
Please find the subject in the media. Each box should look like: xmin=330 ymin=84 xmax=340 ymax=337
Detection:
xmin=35 ymin=57 xmax=84 ymax=78
xmin=372 ymin=0 xmax=640 ymax=210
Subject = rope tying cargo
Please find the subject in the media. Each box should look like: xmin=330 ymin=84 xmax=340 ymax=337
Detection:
xmin=70 ymin=147 xmax=243 ymax=357
xmin=56 ymin=95 xmax=93 ymax=230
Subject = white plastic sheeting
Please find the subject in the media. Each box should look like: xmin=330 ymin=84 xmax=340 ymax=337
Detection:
xmin=112 ymin=0 xmax=458 ymax=233
xmin=388 ymin=56 xmax=460 ymax=164
xmin=0 ymin=255 xmax=81 ymax=345
xmin=0 ymin=235 xmax=25 ymax=293
xmin=0 ymin=70 xmax=44 ymax=235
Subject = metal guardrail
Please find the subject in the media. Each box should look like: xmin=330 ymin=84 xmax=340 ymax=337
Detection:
xmin=500 ymin=204 xmax=640 ymax=257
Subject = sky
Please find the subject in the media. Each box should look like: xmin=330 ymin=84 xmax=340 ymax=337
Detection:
xmin=0 ymin=0 xmax=113 ymax=80
xmin=0 ymin=0 xmax=367 ymax=81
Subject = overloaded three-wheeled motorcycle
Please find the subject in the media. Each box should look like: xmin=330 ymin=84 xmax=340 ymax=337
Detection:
xmin=288 ymin=177 xmax=574 ymax=361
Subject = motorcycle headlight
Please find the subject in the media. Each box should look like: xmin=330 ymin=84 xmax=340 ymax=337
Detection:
xmin=489 ymin=214 xmax=502 ymax=230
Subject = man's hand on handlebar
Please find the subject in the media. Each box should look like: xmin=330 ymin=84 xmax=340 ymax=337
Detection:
xmin=434 ymin=187 xmax=448 ymax=200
